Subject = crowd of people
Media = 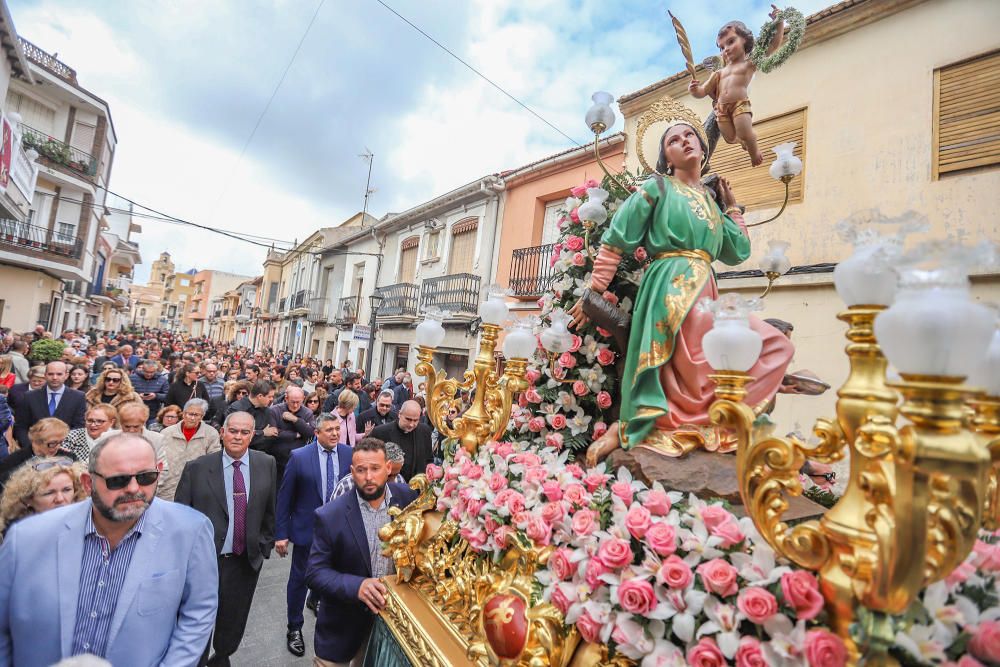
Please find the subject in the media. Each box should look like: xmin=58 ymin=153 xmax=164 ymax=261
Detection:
xmin=0 ymin=325 xmax=462 ymax=666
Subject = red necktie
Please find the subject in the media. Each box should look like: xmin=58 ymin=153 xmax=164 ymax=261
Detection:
xmin=232 ymin=460 xmax=247 ymax=555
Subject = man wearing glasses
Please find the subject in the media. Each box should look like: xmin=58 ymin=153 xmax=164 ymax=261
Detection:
xmin=175 ymin=412 xmax=277 ymax=667
xmin=0 ymin=433 xmax=219 ymax=666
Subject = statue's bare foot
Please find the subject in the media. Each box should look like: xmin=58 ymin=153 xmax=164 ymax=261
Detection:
xmin=585 ymin=423 xmax=621 ymax=468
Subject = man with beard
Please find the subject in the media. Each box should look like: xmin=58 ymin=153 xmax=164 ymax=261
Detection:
xmin=0 ymin=433 xmax=218 ymax=666
xmin=175 ymin=412 xmax=277 ymax=667
xmin=306 ymin=438 xmax=416 ymax=666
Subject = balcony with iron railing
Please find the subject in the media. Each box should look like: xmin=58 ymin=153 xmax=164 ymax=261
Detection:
xmin=420 ymin=273 xmax=481 ymax=317
xmin=335 ymin=296 xmax=358 ymax=327
xmin=19 ymin=38 xmax=78 ymax=84
xmin=375 ymin=283 xmax=420 ymax=319
xmin=290 ymin=289 xmax=310 ymax=311
xmin=308 ymin=296 xmax=328 ymax=323
xmin=510 ymin=243 xmax=557 ymax=298
xmin=266 ymin=300 xmax=279 ymax=317
xmin=19 ymin=124 xmax=97 ymax=177
xmin=0 ymin=218 xmax=83 ymax=259
xmin=279 ymin=296 xmax=288 ymax=313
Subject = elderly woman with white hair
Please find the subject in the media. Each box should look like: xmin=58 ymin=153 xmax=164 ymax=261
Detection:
xmin=155 ymin=397 xmax=220 ymax=501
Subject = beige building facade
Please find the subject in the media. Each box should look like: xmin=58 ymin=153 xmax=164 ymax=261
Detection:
xmin=616 ymin=0 xmax=1000 ymax=435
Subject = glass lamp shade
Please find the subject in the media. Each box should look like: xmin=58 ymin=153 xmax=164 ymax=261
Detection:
xmin=758 ymin=240 xmax=792 ymax=275
xmin=585 ymin=91 xmax=616 ymax=134
xmin=874 ymin=248 xmax=995 ymax=378
xmin=578 ymin=187 xmax=609 ymax=226
xmin=967 ymin=326 xmax=1000 ymax=396
xmin=540 ymin=309 xmax=574 ymax=354
xmin=834 ymin=243 xmax=899 ymax=307
xmin=415 ymin=312 xmax=446 ymax=348
xmin=480 ymin=284 xmax=510 ymax=325
xmin=369 ymin=294 xmax=384 ymax=313
xmin=769 ymin=142 xmax=803 ymax=180
xmin=700 ymin=294 xmax=764 ymax=371
xmin=502 ymin=321 xmax=538 ymax=360
xmin=25 ymin=148 xmax=38 ymax=162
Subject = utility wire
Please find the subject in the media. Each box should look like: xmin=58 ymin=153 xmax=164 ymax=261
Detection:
xmin=374 ymin=0 xmax=581 ymax=147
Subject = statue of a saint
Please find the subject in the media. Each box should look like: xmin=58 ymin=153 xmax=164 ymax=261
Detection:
xmin=569 ymin=98 xmax=794 ymax=466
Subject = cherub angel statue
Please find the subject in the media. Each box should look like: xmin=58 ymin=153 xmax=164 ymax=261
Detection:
xmin=673 ymin=5 xmax=805 ymax=166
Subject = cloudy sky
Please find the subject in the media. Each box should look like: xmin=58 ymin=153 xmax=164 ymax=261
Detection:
xmin=11 ymin=0 xmax=830 ymax=282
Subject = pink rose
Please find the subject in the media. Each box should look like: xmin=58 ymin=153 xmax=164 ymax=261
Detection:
xmin=805 ymin=629 xmax=849 ymax=667
xmin=624 ymin=503 xmax=651 ymax=539
xmin=568 ymin=335 xmax=582 ymax=353
xmin=643 ymin=489 xmax=672 ymax=515
xmin=973 ymin=540 xmax=1000 ymax=572
xmin=737 ymin=587 xmax=779 ymax=624
xmin=781 ymin=570 xmax=825 ymax=621
xmin=617 ymin=577 xmax=656 ymax=615
xmin=540 ymin=501 xmax=564 ymax=525
xmin=596 ymin=326 xmax=611 ymax=338
xmin=970 ymin=620 xmax=1000 ymax=664
xmin=425 ymin=463 xmax=443 ymax=482
xmin=527 ymin=416 xmax=546 ymax=433
xmin=494 ymin=441 xmax=515 ymax=458
xmin=584 ymin=557 xmax=609 ymax=588
xmin=558 ymin=352 xmax=577 ymax=369
xmin=525 ymin=368 xmax=541 ymax=384
xmin=488 ymin=472 xmax=508 ymax=492
xmin=466 ymin=499 xmax=485 ymax=517
xmin=710 ymin=517 xmax=745 ymax=547
xmin=563 ymin=483 xmax=589 ymax=506
xmin=596 ymin=537 xmax=633 ymax=569
xmin=602 ymin=290 xmax=619 ymax=305
xmin=582 ymin=471 xmax=609 ymax=492
xmin=584 ymin=178 xmax=600 ymax=188
xmin=576 ymin=609 xmax=603 ymax=643
xmin=565 ymin=463 xmax=584 ymax=479
xmin=525 ymin=515 xmax=552 ymax=545
xmin=592 ymin=421 xmax=608 ymax=439
xmin=570 ymin=185 xmax=588 ymax=198
xmin=463 ymin=463 xmax=484 ymax=480
xmin=644 ymin=522 xmax=676 ymax=556
xmin=596 ymin=348 xmax=615 ymax=366
xmin=523 ymin=465 xmax=547 ymax=485
xmin=611 ymin=481 xmax=634 ymax=506
xmin=541 ymin=480 xmax=563 ymax=501
xmin=570 ymin=208 xmax=580 ymax=223
xmin=700 ymin=505 xmax=734 ymax=531
xmin=946 ymin=559 xmax=976 ymax=587
xmin=550 ymin=583 xmax=572 ymax=614
xmin=545 ymin=432 xmax=564 ymax=449
xmin=735 ymin=637 xmax=767 ymax=667
xmin=441 ymin=479 xmax=458 ymax=499
xmin=659 ymin=555 xmax=693 ymax=589
xmin=565 ymin=235 xmax=584 ymax=251
xmin=634 ymin=246 xmax=648 ymax=262
xmin=571 ymin=508 xmax=598 ymax=536
xmin=572 ymin=380 xmax=589 ymax=396
xmin=697 ymin=558 xmax=739 ymax=597
xmin=687 ymin=637 xmax=726 ymax=667
xmin=955 ymin=657 xmax=986 ymax=667
xmin=572 ymin=252 xmax=586 ymax=267
xmin=524 ymin=388 xmax=542 ymax=403
xmin=493 ymin=525 xmax=516 ymax=549
xmin=596 ymin=391 xmax=613 ymax=409
xmin=550 ymin=413 xmax=567 ymax=430
xmin=495 ymin=489 xmax=526 ymax=515
xmin=460 ymin=525 xmax=487 ymax=549
xmin=548 ymin=547 xmax=575 ymax=581
xmin=483 ymin=515 xmax=499 ymax=534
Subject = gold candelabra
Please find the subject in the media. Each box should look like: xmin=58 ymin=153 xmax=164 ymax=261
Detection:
xmin=415 ymin=322 xmax=529 ymax=456
xmin=707 ymin=304 xmax=998 ymax=664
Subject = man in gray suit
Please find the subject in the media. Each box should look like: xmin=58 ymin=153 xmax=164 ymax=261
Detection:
xmin=175 ymin=411 xmax=277 ymax=667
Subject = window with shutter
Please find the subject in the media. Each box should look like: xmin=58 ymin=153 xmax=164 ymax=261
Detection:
xmin=447 ymin=219 xmax=478 ymax=274
xmin=399 ymin=238 xmax=419 ymax=283
xmin=541 ymin=201 xmax=563 ymax=245
xmin=710 ymin=108 xmax=806 ymax=210
xmin=933 ymin=50 xmax=1000 ymax=179
xmin=71 ymin=121 xmax=96 ymax=154
xmin=7 ymin=92 xmax=55 ymax=133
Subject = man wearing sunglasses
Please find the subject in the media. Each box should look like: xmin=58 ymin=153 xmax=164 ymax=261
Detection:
xmin=0 ymin=433 xmax=218 ymax=667
xmin=175 ymin=411 xmax=277 ymax=667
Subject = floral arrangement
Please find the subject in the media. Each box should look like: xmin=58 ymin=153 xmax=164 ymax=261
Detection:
xmin=425 ymin=439 xmax=1000 ymax=666
xmin=509 ymin=174 xmax=640 ymax=454
xmin=749 ymin=6 xmax=806 ymax=74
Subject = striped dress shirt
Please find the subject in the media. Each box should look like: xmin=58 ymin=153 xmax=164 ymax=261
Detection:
xmin=357 ymin=487 xmax=393 ymax=579
xmin=71 ymin=511 xmax=146 ymax=657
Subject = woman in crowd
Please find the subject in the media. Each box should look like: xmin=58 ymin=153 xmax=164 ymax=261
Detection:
xmin=335 ymin=388 xmax=359 ymax=447
xmin=85 ymin=367 xmax=142 ymax=410
xmin=151 ymin=404 xmax=182 ymax=432
xmin=285 ymin=366 xmax=304 ymax=388
xmin=66 ymin=363 xmax=90 ymax=391
xmin=304 ymin=391 xmax=322 ymax=416
xmin=0 ymin=418 xmax=76 ymax=488
xmin=0 ymin=356 xmax=16 ymax=389
xmin=156 ymin=398 xmax=221 ymax=501
xmin=302 ymin=368 xmax=319 ymax=394
xmin=0 ymin=457 xmax=87 ymax=537
xmin=164 ymin=362 xmax=209 ymax=408
xmin=62 ymin=404 xmax=118 ymax=460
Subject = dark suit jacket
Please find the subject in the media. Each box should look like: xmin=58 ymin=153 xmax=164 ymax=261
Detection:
xmin=174 ymin=449 xmax=277 ymax=571
xmin=109 ymin=354 xmax=140 ymax=371
xmin=305 ymin=482 xmax=417 ymax=662
xmin=13 ymin=386 xmax=86 ymax=447
xmin=275 ymin=441 xmax=351 ymax=545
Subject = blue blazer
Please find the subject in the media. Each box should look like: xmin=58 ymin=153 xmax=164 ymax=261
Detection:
xmin=305 ymin=482 xmax=417 ymax=662
xmin=0 ymin=499 xmax=219 ymax=667
xmin=275 ymin=440 xmax=352 ymax=545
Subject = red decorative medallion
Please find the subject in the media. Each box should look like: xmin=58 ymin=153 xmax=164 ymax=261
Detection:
xmin=482 ymin=593 xmax=528 ymax=659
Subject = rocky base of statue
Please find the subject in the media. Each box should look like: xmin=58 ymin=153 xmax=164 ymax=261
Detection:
xmin=606 ymin=446 xmax=826 ymax=523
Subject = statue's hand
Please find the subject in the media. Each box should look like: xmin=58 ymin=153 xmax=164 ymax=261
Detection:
xmin=568 ymin=297 xmax=589 ymax=329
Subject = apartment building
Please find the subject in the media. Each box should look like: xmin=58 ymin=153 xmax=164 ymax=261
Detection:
xmin=188 ymin=269 xmax=253 ymax=337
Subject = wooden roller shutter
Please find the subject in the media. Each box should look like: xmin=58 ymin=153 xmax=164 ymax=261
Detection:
xmin=399 ymin=236 xmax=419 ymax=283
xmin=447 ymin=219 xmax=478 ymax=274
xmin=710 ymin=108 xmax=806 ymax=210
xmin=933 ymin=50 xmax=1000 ymax=179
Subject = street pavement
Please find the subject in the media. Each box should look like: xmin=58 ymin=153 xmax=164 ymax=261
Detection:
xmin=231 ymin=553 xmax=317 ymax=666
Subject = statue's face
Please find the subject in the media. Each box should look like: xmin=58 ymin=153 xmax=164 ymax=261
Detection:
xmin=661 ymin=124 xmax=702 ymax=173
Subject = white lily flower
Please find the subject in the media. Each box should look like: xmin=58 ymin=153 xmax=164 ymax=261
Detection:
xmin=697 ymin=595 xmax=743 ymax=658
xmin=894 ymin=623 xmax=948 ymax=664
xmin=661 ymin=587 xmax=707 ymax=644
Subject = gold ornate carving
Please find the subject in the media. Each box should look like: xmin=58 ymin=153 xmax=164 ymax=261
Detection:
xmin=380 ymin=586 xmax=453 ymax=667
xmin=635 ymin=96 xmax=709 ymax=175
